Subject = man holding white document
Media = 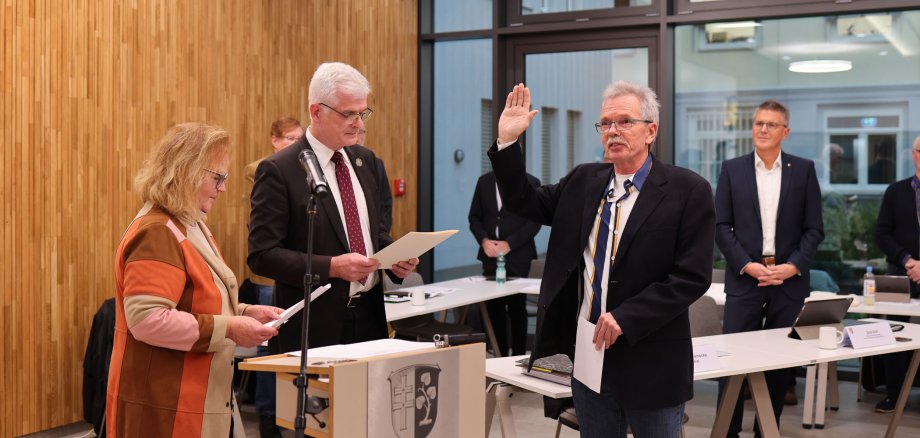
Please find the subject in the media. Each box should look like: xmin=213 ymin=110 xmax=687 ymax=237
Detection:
xmin=489 ymin=82 xmax=714 ymax=437
xmin=248 ymin=62 xmax=418 ymax=353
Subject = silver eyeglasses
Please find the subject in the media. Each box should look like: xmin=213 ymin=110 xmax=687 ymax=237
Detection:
xmin=595 ymin=118 xmax=653 ymax=133
xmin=204 ymin=168 xmax=228 ymax=189
xmin=753 ymin=121 xmax=787 ymax=132
xmin=319 ymin=102 xmax=373 ymax=123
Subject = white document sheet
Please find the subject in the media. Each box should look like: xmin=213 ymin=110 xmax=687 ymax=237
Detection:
xmin=262 ymin=283 xmax=331 ymax=329
xmin=370 ymin=230 xmax=458 ymax=267
xmin=287 ymin=338 xmax=435 ymax=358
xmin=573 ymin=316 xmax=604 ymax=393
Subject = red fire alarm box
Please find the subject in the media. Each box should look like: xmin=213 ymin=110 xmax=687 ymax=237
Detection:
xmin=393 ymin=178 xmax=406 ymax=197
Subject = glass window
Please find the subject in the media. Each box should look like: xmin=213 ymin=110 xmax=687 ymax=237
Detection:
xmin=674 ymin=11 xmax=920 ymax=293
xmin=521 ymin=0 xmax=650 ymax=15
xmin=525 ymin=48 xmax=649 ymax=179
xmin=434 ymin=0 xmax=492 ymax=33
xmin=432 ymin=39 xmax=492 ymax=280
xmin=699 ymin=21 xmax=762 ymax=51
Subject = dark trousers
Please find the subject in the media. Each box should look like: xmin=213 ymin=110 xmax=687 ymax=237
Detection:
xmin=340 ymin=299 xmax=386 ymax=344
xmin=719 ymin=286 xmax=803 ymax=437
xmin=883 ymin=314 xmax=913 ymax=398
xmin=486 ymin=294 xmax=528 ymax=356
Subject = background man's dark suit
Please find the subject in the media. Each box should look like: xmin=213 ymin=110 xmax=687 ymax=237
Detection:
xmin=874 ymin=176 xmax=920 ymax=406
xmin=715 ymin=151 xmax=823 ymax=431
xmin=716 ymin=152 xmax=823 ymax=302
xmin=876 ymin=177 xmax=920 ymax=286
xmin=469 ymin=170 xmax=541 ymax=355
xmin=489 ymin=143 xmax=715 ymax=409
xmin=248 ymin=138 xmax=394 ymax=351
xmin=469 ymin=171 xmax=541 ymax=276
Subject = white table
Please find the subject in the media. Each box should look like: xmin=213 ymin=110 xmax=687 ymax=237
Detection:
xmin=485 ymin=355 xmax=571 ymax=438
xmin=850 ymin=296 xmax=920 ymax=317
xmin=485 ymin=325 xmax=920 ymax=438
xmin=384 ymin=276 xmax=536 ymax=356
xmin=695 ymin=323 xmax=920 ymax=438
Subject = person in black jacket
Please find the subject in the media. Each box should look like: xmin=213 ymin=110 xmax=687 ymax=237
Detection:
xmin=83 ymin=298 xmax=115 ymax=437
xmin=469 ymin=170 xmax=541 ymax=355
xmin=873 ymin=135 xmax=920 ymax=413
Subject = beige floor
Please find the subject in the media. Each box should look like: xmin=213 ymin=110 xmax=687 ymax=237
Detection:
xmin=23 ymin=380 xmax=920 ymax=437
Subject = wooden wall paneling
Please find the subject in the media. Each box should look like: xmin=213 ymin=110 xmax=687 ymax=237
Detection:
xmin=0 ymin=1 xmax=417 ymax=435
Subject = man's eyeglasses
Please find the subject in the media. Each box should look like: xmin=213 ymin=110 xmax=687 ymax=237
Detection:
xmin=204 ymin=168 xmax=228 ymax=189
xmin=319 ymin=102 xmax=373 ymax=123
xmin=594 ymin=118 xmax=653 ymax=134
xmin=753 ymin=121 xmax=787 ymax=132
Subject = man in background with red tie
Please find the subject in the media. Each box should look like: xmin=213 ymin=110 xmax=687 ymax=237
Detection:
xmin=248 ymin=62 xmax=418 ymax=352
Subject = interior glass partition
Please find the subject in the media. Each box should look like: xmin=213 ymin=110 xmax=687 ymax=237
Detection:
xmin=674 ymin=10 xmax=920 ymax=293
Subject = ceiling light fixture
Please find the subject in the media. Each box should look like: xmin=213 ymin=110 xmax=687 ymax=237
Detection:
xmin=788 ymin=60 xmax=852 ymax=73
xmin=708 ymin=21 xmax=762 ymax=29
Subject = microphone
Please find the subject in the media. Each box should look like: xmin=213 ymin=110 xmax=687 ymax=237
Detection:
xmin=298 ymin=149 xmax=329 ymax=198
xmin=433 ymin=333 xmax=486 ymax=348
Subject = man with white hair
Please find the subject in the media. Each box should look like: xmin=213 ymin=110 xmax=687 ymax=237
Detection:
xmin=248 ymin=62 xmax=418 ymax=354
xmin=490 ymin=81 xmax=714 ymax=436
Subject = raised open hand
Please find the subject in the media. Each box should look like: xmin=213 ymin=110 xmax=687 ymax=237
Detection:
xmin=497 ymin=83 xmax=539 ymax=144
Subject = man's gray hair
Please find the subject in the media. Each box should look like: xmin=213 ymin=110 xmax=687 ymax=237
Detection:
xmin=308 ymin=62 xmax=371 ymax=105
xmin=602 ymin=81 xmax=660 ymax=124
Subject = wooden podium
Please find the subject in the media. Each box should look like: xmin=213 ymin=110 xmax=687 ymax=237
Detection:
xmin=240 ymin=343 xmax=485 ymax=437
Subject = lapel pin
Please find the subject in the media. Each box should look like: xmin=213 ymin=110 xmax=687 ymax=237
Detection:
xmin=355 ymin=158 xmax=363 ymax=167
xmin=787 ymin=163 xmax=791 ymax=167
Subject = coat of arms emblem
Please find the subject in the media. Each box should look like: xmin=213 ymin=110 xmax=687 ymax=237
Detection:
xmin=389 ymin=364 xmax=441 ymax=438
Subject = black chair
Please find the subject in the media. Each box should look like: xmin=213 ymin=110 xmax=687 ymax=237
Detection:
xmin=386 ymin=273 xmax=474 ymax=341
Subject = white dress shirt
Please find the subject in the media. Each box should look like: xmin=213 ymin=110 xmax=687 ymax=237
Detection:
xmin=306 ymin=128 xmax=376 ymax=294
xmin=754 ymin=153 xmax=782 ymax=256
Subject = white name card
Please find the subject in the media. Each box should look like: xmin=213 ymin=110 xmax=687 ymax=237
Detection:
xmin=693 ymin=344 xmax=721 ymax=373
xmin=843 ymin=322 xmax=896 ymax=349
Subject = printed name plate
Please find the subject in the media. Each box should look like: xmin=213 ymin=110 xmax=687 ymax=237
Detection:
xmin=693 ymin=344 xmax=721 ymax=373
xmin=843 ymin=322 xmax=895 ymax=349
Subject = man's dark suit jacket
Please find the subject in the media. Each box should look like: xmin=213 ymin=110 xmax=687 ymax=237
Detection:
xmin=468 ymin=171 xmax=541 ymax=277
xmin=248 ymin=137 xmax=394 ymax=351
xmin=876 ymin=176 xmax=920 ymax=296
xmin=714 ymin=152 xmax=824 ymax=301
xmin=489 ymin=142 xmax=715 ymax=409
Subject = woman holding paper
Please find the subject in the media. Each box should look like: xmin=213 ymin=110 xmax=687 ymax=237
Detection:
xmin=107 ymin=123 xmax=282 ymax=438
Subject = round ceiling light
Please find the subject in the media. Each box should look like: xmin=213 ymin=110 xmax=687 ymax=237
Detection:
xmin=788 ymin=60 xmax=852 ymax=73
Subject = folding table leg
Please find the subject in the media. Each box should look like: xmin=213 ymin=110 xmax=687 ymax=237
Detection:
xmin=828 ymin=361 xmax=839 ymax=411
xmin=711 ymin=375 xmax=743 ymax=438
xmin=815 ymin=363 xmax=829 ymax=429
xmin=496 ymin=384 xmax=517 ymax=438
xmin=748 ymin=372 xmax=780 ymax=438
xmin=802 ymin=364 xmax=816 ymax=429
xmin=885 ymin=349 xmax=920 ymax=438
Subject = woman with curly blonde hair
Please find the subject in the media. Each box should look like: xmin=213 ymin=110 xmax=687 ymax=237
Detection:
xmin=107 ymin=122 xmax=282 ymax=437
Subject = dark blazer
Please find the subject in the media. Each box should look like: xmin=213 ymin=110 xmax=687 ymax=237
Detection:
xmin=714 ymin=151 xmax=824 ymax=301
xmin=489 ymin=142 xmax=715 ymax=409
xmin=248 ymin=137 xmax=394 ymax=351
xmin=468 ymin=171 xmax=542 ymax=277
xmin=876 ymin=176 xmax=920 ymax=295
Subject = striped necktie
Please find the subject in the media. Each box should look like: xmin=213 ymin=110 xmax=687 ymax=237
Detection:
xmin=588 ymin=179 xmax=634 ymax=324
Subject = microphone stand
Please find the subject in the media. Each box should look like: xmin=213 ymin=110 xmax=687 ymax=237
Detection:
xmin=294 ymin=193 xmax=321 ymax=437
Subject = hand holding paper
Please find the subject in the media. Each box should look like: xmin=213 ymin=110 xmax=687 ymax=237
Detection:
xmin=243 ymin=305 xmax=284 ymax=324
xmin=370 ymin=230 xmax=458 ymax=267
xmin=263 ymin=284 xmax=332 ymax=329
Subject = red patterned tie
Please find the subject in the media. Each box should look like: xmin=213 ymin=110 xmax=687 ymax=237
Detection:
xmin=331 ymin=151 xmax=367 ymax=284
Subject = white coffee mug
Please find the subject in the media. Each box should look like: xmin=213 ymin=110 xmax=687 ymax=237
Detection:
xmin=818 ymin=326 xmax=844 ymax=350
xmin=411 ymin=290 xmax=426 ymax=306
